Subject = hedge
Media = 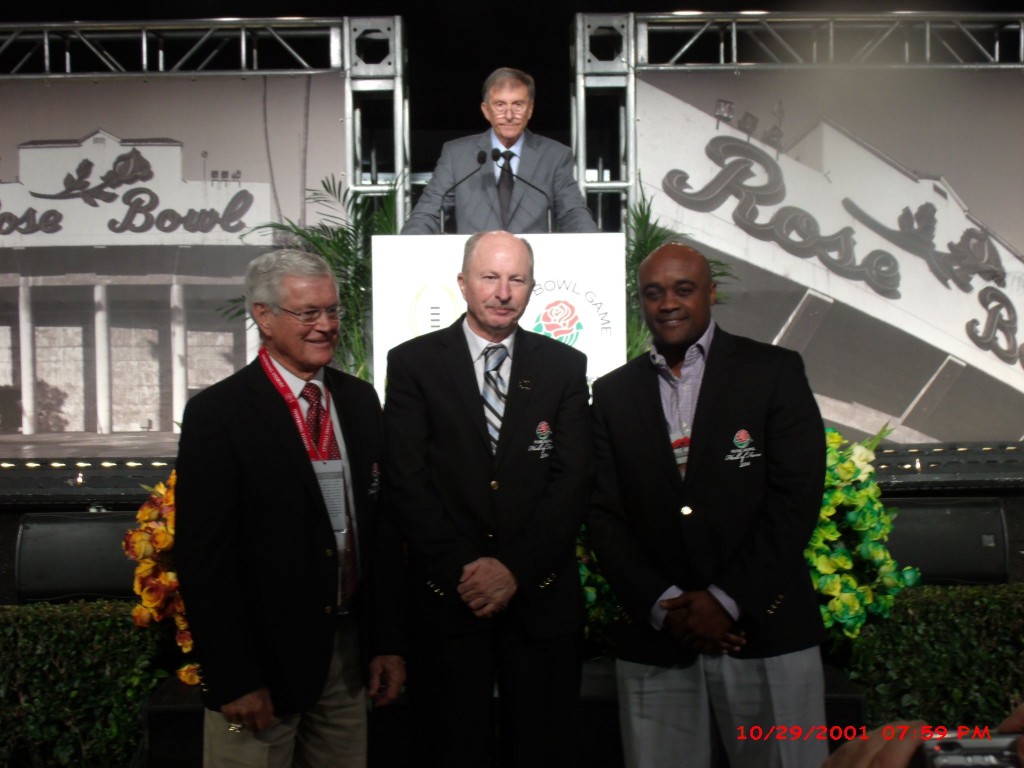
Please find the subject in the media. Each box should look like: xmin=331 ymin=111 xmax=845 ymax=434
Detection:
xmin=847 ymin=583 xmax=1024 ymax=727
xmin=2 ymin=585 xmax=1023 ymax=763
xmin=0 ymin=601 xmax=162 ymax=767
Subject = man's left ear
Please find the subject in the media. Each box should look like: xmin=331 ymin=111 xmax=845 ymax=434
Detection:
xmin=252 ymin=303 xmax=272 ymax=334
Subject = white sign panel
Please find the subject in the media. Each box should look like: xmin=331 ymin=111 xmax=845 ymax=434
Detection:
xmin=0 ymin=130 xmax=270 ymax=247
xmin=633 ymin=73 xmax=1024 ymax=441
xmin=371 ymin=233 xmax=626 ymax=402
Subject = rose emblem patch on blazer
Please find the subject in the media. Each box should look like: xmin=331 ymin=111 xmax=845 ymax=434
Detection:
xmin=527 ymin=421 xmax=554 ymax=458
xmin=724 ymin=429 xmax=762 ymax=467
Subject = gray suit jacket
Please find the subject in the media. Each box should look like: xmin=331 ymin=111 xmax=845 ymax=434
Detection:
xmin=401 ymin=130 xmax=597 ymax=235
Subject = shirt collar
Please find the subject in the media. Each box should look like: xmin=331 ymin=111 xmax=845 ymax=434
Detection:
xmin=462 ymin=317 xmax=517 ymax=362
xmin=490 ymin=130 xmax=525 ymax=159
xmin=263 ymin=349 xmax=325 ymax=399
xmin=649 ymin=319 xmax=716 ymax=374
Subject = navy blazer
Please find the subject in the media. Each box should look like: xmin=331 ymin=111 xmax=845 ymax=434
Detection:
xmin=401 ymin=130 xmax=597 ymax=235
xmin=383 ymin=318 xmax=593 ymax=639
xmin=589 ymin=328 xmax=826 ymax=667
xmin=175 ymin=360 xmax=406 ymax=715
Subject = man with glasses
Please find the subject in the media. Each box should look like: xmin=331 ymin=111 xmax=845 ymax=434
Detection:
xmin=401 ymin=67 xmax=597 ymax=235
xmin=176 ymin=249 xmax=407 ymax=768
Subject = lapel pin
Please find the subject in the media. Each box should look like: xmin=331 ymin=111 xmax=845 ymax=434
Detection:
xmin=518 ymin=379 xmax=532 ymax=390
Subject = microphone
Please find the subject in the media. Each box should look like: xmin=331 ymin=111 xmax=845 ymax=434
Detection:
xmin=491 ymin=148 xmax=553 ymax=232
xmin=439 ymin=150 xmax=487 ymax=233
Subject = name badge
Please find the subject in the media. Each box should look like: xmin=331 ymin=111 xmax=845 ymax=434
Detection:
xmin=313 ymin=459 xmax=347 ymax=540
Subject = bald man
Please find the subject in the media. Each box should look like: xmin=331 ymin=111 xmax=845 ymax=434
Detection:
xmin=589 ymin=243 xmax=828 ymax=768
xmin=384 ymin=231 xmax=593 ymax=767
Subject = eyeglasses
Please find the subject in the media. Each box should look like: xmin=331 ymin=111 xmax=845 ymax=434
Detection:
xmin=274 ymin=304 xmax=343 ymax=325
xmin=487 ymin=100 xmax=530 ymax=116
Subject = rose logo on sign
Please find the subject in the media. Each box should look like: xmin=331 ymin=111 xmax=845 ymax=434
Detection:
xmin=534 ymin=300 xmax=583 ymax=347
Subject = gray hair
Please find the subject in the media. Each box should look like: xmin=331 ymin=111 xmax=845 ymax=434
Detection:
xmin=245 ymin=249 xmax=335 ymax=317
xmin=482 ymin=67 xmax=535 ymax=103
xmin=462 ymin=231 xmax=535 ymax=280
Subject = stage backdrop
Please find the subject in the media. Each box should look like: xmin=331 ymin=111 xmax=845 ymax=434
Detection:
xmin=370 ymin=233 xmax=626 ymax=403
xmin=633 ymin=69 xmax=1024 ymax=443
xmin=0 ymin=75 xmax=345 ymax=455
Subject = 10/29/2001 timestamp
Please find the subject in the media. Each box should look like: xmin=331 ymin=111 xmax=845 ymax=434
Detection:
xmin=736 ymin=724 xmax=995 ymax=742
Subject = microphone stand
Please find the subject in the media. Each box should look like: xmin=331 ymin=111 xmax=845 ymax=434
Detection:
xmin=439 ymin=150 xmax=487 ymax=233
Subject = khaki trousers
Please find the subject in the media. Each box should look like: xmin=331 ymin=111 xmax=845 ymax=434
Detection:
xmin=203 ymin=624 xmax=366 ymax=768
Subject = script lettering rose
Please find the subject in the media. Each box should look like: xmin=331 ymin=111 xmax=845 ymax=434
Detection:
xmin=534 ymin=300 xmax=582 ymax=346
xmin=101 ymin=148 xmax=154 ymax=188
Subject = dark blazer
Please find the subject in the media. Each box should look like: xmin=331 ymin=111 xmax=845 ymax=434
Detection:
xmin=589 ymin=328 xmax=826 ymax=668
xmin=400 ymin=130 xmax=597 ymax=235
xmin=175 ymin=360 xmax=406 ymax=716
xmin=383 ymin=318 xmax=593 ymax=639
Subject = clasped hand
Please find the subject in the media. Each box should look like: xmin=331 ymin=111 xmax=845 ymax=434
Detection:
xmin=659 ymin=590 xmax=746 ymax=655
xmin=457 ymin=557 xmax=517 ymax=618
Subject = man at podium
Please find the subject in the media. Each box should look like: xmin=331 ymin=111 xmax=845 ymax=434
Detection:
xmin=401 ymin=67 xmax=597 ymax=235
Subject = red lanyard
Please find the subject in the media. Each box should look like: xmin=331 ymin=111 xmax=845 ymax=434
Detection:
xmin=258 ymin=347 xmax=335 ymax=460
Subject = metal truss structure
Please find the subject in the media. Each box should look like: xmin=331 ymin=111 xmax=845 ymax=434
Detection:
xmin=0 ymin=19 xmax=347 ymax=77
xmin=2 ymin=13 xmax=1022 ymax=229
xmin=572 ymin=11 xmax=1024 ymax=227
xmin=0 ymin=17 xmax=409 ymax=217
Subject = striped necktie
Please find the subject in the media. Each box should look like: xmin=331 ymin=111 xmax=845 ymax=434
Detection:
xmin=482 ymin=344 xmax=508 ymax=454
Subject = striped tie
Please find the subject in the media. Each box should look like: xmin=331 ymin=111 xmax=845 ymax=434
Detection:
xmin=482 ymin=344 xmax=508 ymax=454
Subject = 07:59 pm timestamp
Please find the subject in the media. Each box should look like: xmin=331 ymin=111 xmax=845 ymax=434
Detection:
xmin=736 ymin=724 xmax=994 ymax=742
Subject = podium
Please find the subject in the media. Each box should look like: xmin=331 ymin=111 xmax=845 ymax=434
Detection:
xmin=370 ymin=233 xmax=627 ymax=400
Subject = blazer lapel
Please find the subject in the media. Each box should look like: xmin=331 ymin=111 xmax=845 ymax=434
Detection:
xmin=687 ymin=330 xmax=738 ymax=480
xmin=627 ymin=355 xmax=686 ymax=493
xmin=494 ymin=327 xmax=536 ymax=465
xmin=508 ymin=130 xmax=539 ymax=224
xmin=475 ymin=131 xmax=502 ymax=224
xmin=440 ymin=320 xmax=493 ymax=453
xmin=324 ymin=368 xmax=363 ymax=487
xmin=243 ymin=361 xmax=324 ymax=509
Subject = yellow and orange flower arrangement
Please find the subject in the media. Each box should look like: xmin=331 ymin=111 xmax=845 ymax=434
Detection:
xmin=122 ymin=470 xmax=200 ymax=686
